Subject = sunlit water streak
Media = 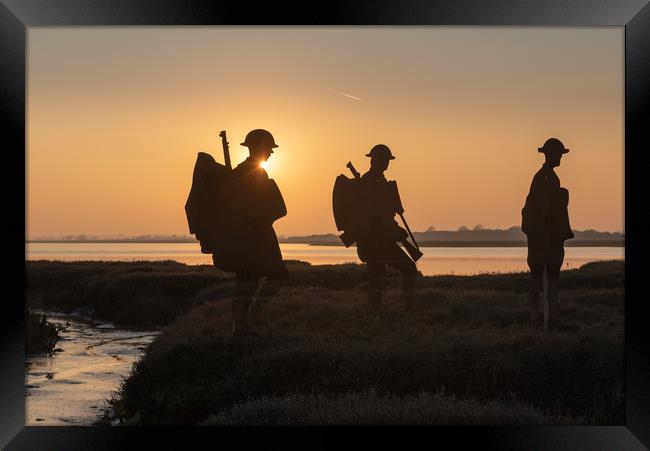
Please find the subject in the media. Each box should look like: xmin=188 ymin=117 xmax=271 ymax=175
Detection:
xmin=27 ymin=242 xmax=624 ymax=275
xmin=25 ymin=311 xmax=159 ymax=426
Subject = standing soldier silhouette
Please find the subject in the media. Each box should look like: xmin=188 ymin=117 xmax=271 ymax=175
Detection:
xmin=334 ymin=144 xmax=420 ymax=314
xmin=185 ymin=128 xmax=288 ymax=338
xmin=521 ymin=138 xmax=574 ymax=330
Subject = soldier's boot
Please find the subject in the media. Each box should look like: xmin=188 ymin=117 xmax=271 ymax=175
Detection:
xmin=367 ymin=289 xmax=383 ymax=315
xmin=401 ymin=273 xmax=416 ymax=311
xmin=231 ymin=299 xmax=252 ymax=338
xmin=528 ymin=279 xmax=543 ymax=329
xmin=545 ymin=279 xmax=560 ymax=331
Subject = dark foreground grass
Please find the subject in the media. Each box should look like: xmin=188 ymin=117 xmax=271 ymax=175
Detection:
xmin=199 ymin=391 xmax=574 ymax=425
xmin=51 ymin=259 xmax=624 ymax=426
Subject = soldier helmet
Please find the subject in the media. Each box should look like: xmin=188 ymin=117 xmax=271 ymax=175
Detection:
xmin=240 ymin=129 xmax=279 ymax=149
xmin=365 ymin=144 xmax=395 ymax=160
xmin=538 ymin=138 xmax=569 ymax=154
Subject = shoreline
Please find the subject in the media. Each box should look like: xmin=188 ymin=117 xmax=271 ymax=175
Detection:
xmin=27 ymin=240 xmax=624 ymax=247
xmin=305 ymin=240 xmax=624 ymax=248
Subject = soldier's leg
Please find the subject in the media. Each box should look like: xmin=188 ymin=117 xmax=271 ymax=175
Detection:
xmin=249 ymin=266 xmax=289 ymax=328
xmin=232 ymin=271 xmax=259 ymax=337
xmin=545 ymin=246 xmax=564 ymax=330
xmin=385 ymin=245 xmax=418 ymax=310
xmin=367 ymin=261 xmax=386 ymax=314
xmin=528 ymin=269 xmax=543 ymax=328
xmin=527 ymin=245 xmax=544 ymax=328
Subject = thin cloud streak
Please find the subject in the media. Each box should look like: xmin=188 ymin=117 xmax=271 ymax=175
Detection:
xmin=328 ymin=88 xmax=363 ymax=101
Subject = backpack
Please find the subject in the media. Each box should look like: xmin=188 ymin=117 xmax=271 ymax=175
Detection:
xmin=185 ymin=152 xmax=231 ymax=254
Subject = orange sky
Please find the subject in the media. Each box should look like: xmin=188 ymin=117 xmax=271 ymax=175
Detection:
xmin=27 ymin=27 xmax=624 ymax=237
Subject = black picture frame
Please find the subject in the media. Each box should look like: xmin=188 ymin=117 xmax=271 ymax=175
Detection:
xmin=2 ymin=1 xmax=649 ymax=449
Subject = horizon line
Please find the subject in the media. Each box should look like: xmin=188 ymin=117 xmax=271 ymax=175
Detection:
xmin=26 ymin=227 xmax=626 ymax=241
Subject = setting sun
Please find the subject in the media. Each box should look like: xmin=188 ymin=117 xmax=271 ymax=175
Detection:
xmin=260 ymin=161 xmax=269 ymax=170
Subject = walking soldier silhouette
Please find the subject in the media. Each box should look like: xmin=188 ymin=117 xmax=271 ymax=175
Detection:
xmin=333 ymin=144 xmax=421 ymax=313
xmin=185 ymin=129 xmax=288 ymax=337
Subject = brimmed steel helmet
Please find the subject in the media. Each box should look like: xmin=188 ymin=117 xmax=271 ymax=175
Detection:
xmin=538 ymin=138 xmax=569 ymax=154
xmin=365 ymin=144 xmax=395 ymax=160
xmin=241 ymin=129 xmax=279 ymax=149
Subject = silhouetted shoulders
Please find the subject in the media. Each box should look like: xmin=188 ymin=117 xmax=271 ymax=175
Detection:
xmin=530 ymin=165 xmax=559 ymax=193
xmin=234 ymin=157 xmax=269 ymax=180
xmin=523 ymin=163 xmax=571 ymax=242
xmin=361 ymin=170 xmax=387 ymax=184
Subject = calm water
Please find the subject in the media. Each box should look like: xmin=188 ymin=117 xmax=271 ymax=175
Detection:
xmin=26 ymin=242 xmax=624 ymax=275
xmin=25 ymin=311 xmax=159 ymax=426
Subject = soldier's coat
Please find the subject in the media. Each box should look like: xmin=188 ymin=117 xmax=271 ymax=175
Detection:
xmin=522 ymin=163 xmax=574 ymax=273
xmin=355 ymin=170 xmax=408 ymax=264
xmin=221 ymin=157 xmax=287 ymax=277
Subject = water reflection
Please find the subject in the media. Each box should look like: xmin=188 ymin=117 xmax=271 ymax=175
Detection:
xmin=25 ymin=311 xmax=159 ymax=426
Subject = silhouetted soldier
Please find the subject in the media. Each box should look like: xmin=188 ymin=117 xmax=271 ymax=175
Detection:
xmin=224 ymin=129 xmax=289 ymax=337
xmin=355 ymin=145 xmax=418 ymax=313
xmin=186 ymin=129 xmax=287 ymax=338
xmin=521 ymin=138 xmax=574 ymax=330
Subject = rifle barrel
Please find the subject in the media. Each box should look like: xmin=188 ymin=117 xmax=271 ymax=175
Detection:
xmin=346 ymin=162 xmax=361 ymax=179
xmin=219 ymin=130 xmax=232 ymax=170
xmin=224 ymin=149 xmax=232 ymax=170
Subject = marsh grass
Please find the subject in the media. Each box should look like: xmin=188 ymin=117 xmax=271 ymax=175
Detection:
xmin=28 ymin=259 xmax=623 ymax=425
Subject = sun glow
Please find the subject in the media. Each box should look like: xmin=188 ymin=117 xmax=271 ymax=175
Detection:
xmin=260 ymin=161 xmax=269 ymax=170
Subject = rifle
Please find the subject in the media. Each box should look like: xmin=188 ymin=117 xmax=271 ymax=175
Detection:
xmin=346 ymin=161 xmax=361 ymax=179
xmin=346 ymin=162 xmax=423 ymax=262
xmin=398 ymin=213 xmax=423 ymax=262
xmin=219 ymin=130 xmax=232 ymax=170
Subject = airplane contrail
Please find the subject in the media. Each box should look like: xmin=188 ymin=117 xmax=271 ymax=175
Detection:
xmin=328 ymin=88 xmax=363 ymax=101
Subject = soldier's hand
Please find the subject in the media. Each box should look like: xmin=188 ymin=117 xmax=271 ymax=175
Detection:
xmin=394 ymin=226 xmax=408 ymax=242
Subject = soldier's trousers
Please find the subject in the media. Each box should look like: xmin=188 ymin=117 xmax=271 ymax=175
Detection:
xmin=527 ymin=239 xmax=565 ymax=329
xmin=232 ymin=270 xmax=287 ymax=335
xmin=366 ymin=244 xmax=418 ymax=310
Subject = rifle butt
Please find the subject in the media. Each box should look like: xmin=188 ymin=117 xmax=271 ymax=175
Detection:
xmin=401 ymin=239 xmax=423 ymax=262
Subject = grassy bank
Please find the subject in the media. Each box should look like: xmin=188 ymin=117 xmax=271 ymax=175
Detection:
xmin=25 ymin=308 xmax=61 ymax=354
xmin=27 ymin=259 xmax=622 ymax=328
xmin=39 ymin=259 xmax=621 ymax=426
xmin=26 ymin=260 xmax=369 ymax=328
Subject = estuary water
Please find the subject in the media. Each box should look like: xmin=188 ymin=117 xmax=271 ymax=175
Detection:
xmin=25 ymin=311 xmax=159 ymax=426
xmin=27 ymin=242 xmax=624 ymax=276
